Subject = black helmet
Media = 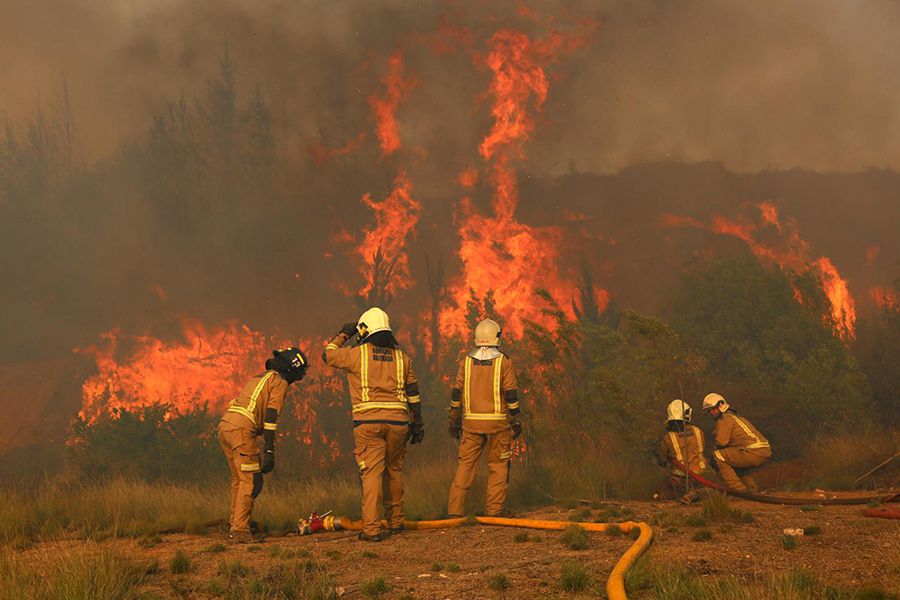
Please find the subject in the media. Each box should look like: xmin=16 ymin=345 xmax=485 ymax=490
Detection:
xmin=266 ymin=347 xmax=309 ymax=383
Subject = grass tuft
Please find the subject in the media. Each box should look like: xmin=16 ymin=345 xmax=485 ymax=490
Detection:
xmin=514 ymin=531 xmax=530 ymax=543
xmin=488 ymin=574 xmax=511 ymax=591
xmin=169 ymin=550 xmax=191 ymax=574
xmin=361 ymin=577 xmax=389 ymax=597
xmin=558 ymin=562 xmax=590 ymax=592
xmin=559 ymin=524 xmax=589 ymax=550
xmin=691 ymin=529 xmax=714 ymax=542
xmin=781 ymin=535 xmax=798 ymax=550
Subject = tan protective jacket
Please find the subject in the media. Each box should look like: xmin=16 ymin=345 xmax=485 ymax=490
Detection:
xmin=323 ymin=333 xmax=419 ymax=423
xmin=714 ymin=412 xmax=770 ymax=450
xmin=657 ymin=424 xmax=707 ymax=474
xmin=220 ymin=370 xmax=287 ymax=434
xmin=451 ymin=350 xmax=518 ymax=434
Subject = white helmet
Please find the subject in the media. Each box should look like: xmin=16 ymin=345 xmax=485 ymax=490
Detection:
xmin=357 ymin=307 xmax=391 ymax=337
xmin=702 ymin=392 xmax=729 ymax=413
xmin=474 ymin=319 xmax=501 ymax=347
xmin=666 ymin=399 xmax=692 ymax=422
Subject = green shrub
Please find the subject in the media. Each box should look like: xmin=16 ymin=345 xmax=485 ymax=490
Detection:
xmin=781 ymin=535 xmax=798 ymax=550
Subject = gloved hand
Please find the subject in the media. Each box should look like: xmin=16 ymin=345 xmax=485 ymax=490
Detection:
xmin=339 ymin=322 xmax=358 ymax=338
xmin=448 ymin=406 xmax=462 ymax=440
xmin=510 ymin=420 xmax=522 ymax=440
xmin=410 ymin=423 xmax=425 ymax=444
xmin=261 ymin=449 xmax=275 ymax=474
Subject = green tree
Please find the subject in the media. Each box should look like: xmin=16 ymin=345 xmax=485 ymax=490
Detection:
xmin=671 ymin=259 xmax=870 ymax=449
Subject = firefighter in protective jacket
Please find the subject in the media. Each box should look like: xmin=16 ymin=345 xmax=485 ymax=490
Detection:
xmin=656 ymin=399 xmax=708 ymax=503
xmin=702 ymin=393 xmax=772 ymax=492
xmin=218 ymin=347 xmax=308 ymax=543
xmin=447 ymin=319 xmax=521 ymax=517
xmin=323 ymin=307 xmax=423 ymax=542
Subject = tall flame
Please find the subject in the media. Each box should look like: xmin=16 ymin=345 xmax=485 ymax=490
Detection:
xmin=441 ymin=28 xmax=602 ymax=338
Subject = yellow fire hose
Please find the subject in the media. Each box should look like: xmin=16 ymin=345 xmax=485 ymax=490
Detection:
xmin=306 ymin=515 xmax=654 ymax=599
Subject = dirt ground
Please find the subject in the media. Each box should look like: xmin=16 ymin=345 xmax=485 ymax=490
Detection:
xmin=21 ymin=499 xmax=900 ymax=599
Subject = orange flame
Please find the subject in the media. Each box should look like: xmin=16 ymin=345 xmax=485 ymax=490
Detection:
xmin=77 ymin=320 xmax=342 ymax=457
xmin=308 ymin=132 xmax=366 ymax=166
xmin=441 ymin=28 xmax=602 ymax=338
xmin=368 ymin=51 xmax=417 ymax=157
xmin=357 ymin=170 xmax=422 ymax=295
xmin=663 ymin=203 xmax=857 ymax=338
xmin=77 ymin=320 xmax=273 ymax=423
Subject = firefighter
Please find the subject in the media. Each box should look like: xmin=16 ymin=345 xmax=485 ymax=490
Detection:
xmin=218 ymin=347 xmax=309 ymax=543
xmin=702 ymin=392 xmax=772 ymax=492
xmin=323 ymin=307 xmax=423 ymax=542
xmin=656 ymin=399 xmax=708 ymax=503
xmin=447 ymin=319 xmax=521 ymax=518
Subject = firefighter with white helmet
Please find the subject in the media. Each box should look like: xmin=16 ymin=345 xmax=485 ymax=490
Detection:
xmin=218 ymin=347 xmax=309 ymax=543
xmin=702 ymin=392 xmax=772 ymax=492
xmin=656 ymin=399 xmax=708 ymax=503
xmin=446 ymin=318 xmax=521 ymax=517
xmin=323 ymin=307 xmax=423 ymax=541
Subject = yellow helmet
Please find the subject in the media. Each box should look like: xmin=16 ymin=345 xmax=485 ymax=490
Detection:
xmin=474 ymin=319 xmax=501 ymax=347
xmin=702 ymin=392 xmax=729 ymax=413
xmin=666 ymin=399 xmax=692 ymax=422
xmin=357 ymin=307 xmax=391 ymax=338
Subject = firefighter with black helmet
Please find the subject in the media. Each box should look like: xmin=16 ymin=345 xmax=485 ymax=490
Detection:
xmin=323 ymin=307 xmax=423 ymax=542
xmin=446 ymin=318 xmax=521 ymax=518
xmin=218 ymin=347 xmax=309 ymax=543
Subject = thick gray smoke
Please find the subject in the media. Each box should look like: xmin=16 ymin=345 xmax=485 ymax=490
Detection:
xmin=1 ymin=0 xmax=899 ymax=172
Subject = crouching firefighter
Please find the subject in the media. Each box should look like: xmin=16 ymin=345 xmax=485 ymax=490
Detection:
xmin=656 ymin=399 xmax=709 ymax=504
xmin=447 ymin=319 xmax=521 ymax=518
xmin=702 ymin=393 xmax=772 ymax=492
xmin=323 ymin=307 xmax=424 ymax=542
xmin=218 ymin=347 xmax=309 ymax=543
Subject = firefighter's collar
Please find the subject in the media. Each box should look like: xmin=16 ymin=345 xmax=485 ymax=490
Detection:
xmin=468 ymin=347 xmax=502 ymax=360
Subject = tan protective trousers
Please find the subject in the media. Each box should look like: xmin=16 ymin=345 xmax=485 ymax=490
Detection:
xmin=218 ymin=423 xmax=262 ymax=533
xmin=713 ymin=446 xmax=772 ymax=491
xmin=447 ymin=428 xmax=512 ymax=517
xmin=353 ymin=422 xmax=410 ymax=537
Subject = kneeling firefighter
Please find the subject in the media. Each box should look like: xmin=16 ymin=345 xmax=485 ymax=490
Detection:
xmin=323 ymin=307 xmax=423 ymax=542
xmin=447 ymin=318 xmax=521 ymax=518
xmin=656 ymin=399 xmax=709 ymax=503
xmin=218 ymin=347 xmax=309 ymax=543
xmin=702 ymin=393 xmax=772 ymax=492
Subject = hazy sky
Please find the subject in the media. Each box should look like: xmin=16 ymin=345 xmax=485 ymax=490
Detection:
xmin=2 ymin=0 xmax=899 ymax=174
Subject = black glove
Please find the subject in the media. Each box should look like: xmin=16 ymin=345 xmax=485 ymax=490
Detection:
xmin=261 ymin=449 xmax=275 ymax=474
xmin=410 ymin=423 xmax=425 ymax=445
xmin=448 ymin=420 xmax=461 ymax=440
xmin=339 ymin=322 xmax=358 ymax=338
xmin=510 ymin=420 xmax=522 ymax=440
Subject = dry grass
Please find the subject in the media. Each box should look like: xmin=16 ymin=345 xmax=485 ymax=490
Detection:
xmin=0 ymin=543 xmax=149 ymax=599
xmin=802 ymin=428 xmax=899 ymax=490
xmin=627 ymin=560 xmax=897 ymax=600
